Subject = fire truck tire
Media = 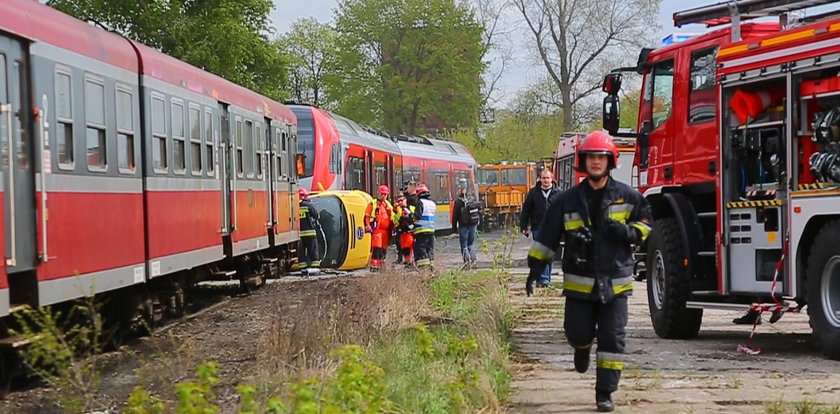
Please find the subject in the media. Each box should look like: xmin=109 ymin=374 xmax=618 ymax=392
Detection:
xmin=805 ymin=221 xmax=840 ymax=360
xmin=646 ymin=217 xmax=703 ymax=339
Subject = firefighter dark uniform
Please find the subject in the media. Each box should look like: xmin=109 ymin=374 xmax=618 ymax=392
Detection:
xmin=526 ymin=131 xmax=651 ymax=412
xmin=413 ymin=183 xmax=436 ymax=269
xmin=394 ymin=197 xmax=416 ymax=265
xmin=298 ymin=188 xmax=321 ymax=274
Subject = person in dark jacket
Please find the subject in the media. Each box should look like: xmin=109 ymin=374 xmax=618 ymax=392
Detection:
xmin=452 ymin=182 xmax=479 ymax=269
xmin=298 ymin=187 xmax=321 ymax=275
xmin=520 ymin=168 xmax=560 ymax=286
xmin=526 ymin=131 xmax=651 ymax=412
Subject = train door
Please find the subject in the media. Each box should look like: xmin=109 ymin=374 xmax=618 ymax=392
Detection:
xmin=219 ymin=103 xmax=232 ymax=240
xmin=267 ymin=124 xmax=277 ymax=231
xmin=386 ymin=155 xmax=394 ymax=194
xmin=260 ymin=119 xmax=271 ymax=232
xmin=0 ymin=36 xmax=35 ymax=273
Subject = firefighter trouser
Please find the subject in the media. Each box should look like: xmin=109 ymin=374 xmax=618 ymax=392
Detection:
xmin=299 ymin=236 xmax=320 ymax=268
xmin=414 ymin=233 xmax=435 ymax=267
xmin=371 ymin=248 xmax=387 ymax=268
xmin=564 ymin=295 xmax=628 ymax=393
xmin=399 ymin=232 xmax=414 ymax=263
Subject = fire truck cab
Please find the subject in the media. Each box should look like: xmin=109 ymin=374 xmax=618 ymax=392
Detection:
xmin=602 ymin=0 xmax=840 ymax=359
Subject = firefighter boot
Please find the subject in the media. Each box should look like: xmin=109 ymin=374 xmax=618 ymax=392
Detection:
xmin=574 ymin=347 xmax=590 ymax=373
xmin=733 ymin=310 xmax=762 ymax=325
xmin=596 ymin=391 xmax=614 ymax=412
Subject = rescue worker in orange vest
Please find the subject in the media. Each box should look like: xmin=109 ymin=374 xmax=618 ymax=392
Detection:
xmin=526 ymin=131 xmax=651 ymax=412
xmin=394 ymin=193 xmax=416 ymax=266
xmin=365 ymin=185 xmax=395 ymax=270
xmin=298 ymin=188 xmax=321 ymax=275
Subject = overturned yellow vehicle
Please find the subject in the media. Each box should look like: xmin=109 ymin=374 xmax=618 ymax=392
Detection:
xmin=295 ymin=190 xmax=373 ymax=271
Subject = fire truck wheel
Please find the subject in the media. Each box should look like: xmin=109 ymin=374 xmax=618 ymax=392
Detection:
xmin=646 ymin=217 xmax=703 ymax=339
xmin=805 ymin=221 xmax=840 ymax=360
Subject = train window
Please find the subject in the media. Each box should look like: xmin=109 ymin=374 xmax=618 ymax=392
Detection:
xmin=330 ymin=143 xmax=341 ymax=174
xmin=189 ymin=106 xmax=201 ymax=175
xmin=375 ymin=163 xmax=387 ymax=188
xmin=235 ymin=118 xmax=243 ymax=177
xmin=477 ymin=169 xmax=498 ymax=186
xmin=151 ymin=95 xmax=167 ymax=172
xmin=244 ymin=120 xmax=254 ymax=178
xmin=116 ymin=88 xmax=135 ymax=173
xmin=502 ymin=168 xmax=527 ymax=186
xmin=455 ymin=170 xmax=473 ymax=198
xmin=55 ymin=70 xmax=74 ymax=169
xmin=433 ymin=171 xmax=450 ymax=203
xmin=346 ymin=157 xmax=365 ymax=191
xmin=256 ymin=123 xmax=263 ymax=179
xmin=278 ymin=129 xmax=286 ymax=181
xmin=171 ymin=101 xmax=186 ymax=173
xmin=84 ymin=78 xmax=106 ymax=170
xmin=205 ymin=110 xmax=214 ymax=176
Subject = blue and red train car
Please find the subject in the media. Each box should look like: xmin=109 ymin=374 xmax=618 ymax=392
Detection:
xmin=0 ymin=0 xmax=300 ymax=342
xmin=290 ymin=105 xmax=478 ymax=230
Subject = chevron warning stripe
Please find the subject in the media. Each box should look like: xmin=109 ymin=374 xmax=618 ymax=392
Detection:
xmin=797 ymin=182 xmax=831 ymax=191
xmin=726 ymin=199 xmax=783 ymax=208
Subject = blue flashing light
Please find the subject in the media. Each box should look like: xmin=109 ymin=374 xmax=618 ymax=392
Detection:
xmin=660 ymin=33 xmax=698 ymax=47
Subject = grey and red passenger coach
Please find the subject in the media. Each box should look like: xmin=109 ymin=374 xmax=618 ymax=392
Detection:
xmin=0 ymin=0 xmax=300 ymax=344
xmin=290 ymin=105 xmax=479 ymax=231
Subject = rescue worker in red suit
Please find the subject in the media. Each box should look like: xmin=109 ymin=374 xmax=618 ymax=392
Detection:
xmin=526 ymin=131 xmax=651 ymax=412
xmin=394 ymin=194 xmax=416 ymax=265
xmin=298 ymin=188 xmax=321 ymax=275
xmin=365 ymin=185 xmax=395 ymax=270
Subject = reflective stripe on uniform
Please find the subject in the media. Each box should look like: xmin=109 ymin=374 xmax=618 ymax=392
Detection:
xmin=300 ymin=230 xmax=317 ymax=237
xmin=564 ymin=273 xmax=595 ymax=294
xmin=416 ymin=258 xmax=432 ymax=267
xmin=607 ymin=202 xmax=633 ymax=223
xmin=414 ymin=227 xmax=434 ymax=234
xmin=310 ymin=261 xmax=321 ymax=268
xmin=612 ymin=276 xmax=633 ymax=294
xmin=571 ymin=341 xmax=593 ymax=350
xmin=629 ymin=221 xmax=651 ymax=241
xmin=596 ymin=352 xmax=624 ymax=371
xmin=564 ymin=212 xmax=585 ymax=230
xmin=528 ymin=241 xmax=555 ymax=261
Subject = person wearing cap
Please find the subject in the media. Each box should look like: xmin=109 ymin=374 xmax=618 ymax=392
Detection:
xmin=298 ymin=187 xmax=321 ymax=275
xmin=525 ymin=131 xmax=652 ymax=412
xmin=365 ymin=185 xmax=395 ymax=270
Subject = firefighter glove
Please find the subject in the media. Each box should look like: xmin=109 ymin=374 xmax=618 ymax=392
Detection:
xmin=571 ymin=226 xmax=593 ymax=246
xmin=603 ymin=219 xmax=638 ymax=244
xmin=365 ymin=225 xmax=373 ymax=233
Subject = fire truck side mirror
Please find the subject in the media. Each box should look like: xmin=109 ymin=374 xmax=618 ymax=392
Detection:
xmin=602 ymin=73 xmax=622 ymax=95
xmin=603 ymin=94 xmax=620 ymax=135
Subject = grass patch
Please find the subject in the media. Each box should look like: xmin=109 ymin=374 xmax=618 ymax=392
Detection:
xmin=122 ymin=268 xmax=515 ymax=413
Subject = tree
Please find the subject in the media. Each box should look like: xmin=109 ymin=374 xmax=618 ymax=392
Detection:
xmin=333 ymin=0 xmax=486 ymax=134
xmin=279 ymin=18 xmax=339 ymax=108
xmin=47 ymin=0 xmax=288 ymax=100
xmin=512 ymin=0 xmax=661 ymax=131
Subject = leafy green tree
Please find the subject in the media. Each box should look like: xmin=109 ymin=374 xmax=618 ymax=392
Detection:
xmin=453 ymin=111 xmax=561 ymax=164
xmin=333 ymin=0 xmax=486 ymax=134
xmin=279 ymin=18 xmax=339 ymax=109
xmin=47 ymin=0 xmax=288 ymax=100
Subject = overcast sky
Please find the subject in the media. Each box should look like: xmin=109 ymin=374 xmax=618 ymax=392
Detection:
xmin=270 ymin=0 xmax=818 ymax=107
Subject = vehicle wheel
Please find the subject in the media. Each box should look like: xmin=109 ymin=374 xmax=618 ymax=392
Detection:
xmin=647 ymin=217 xmax=702 ymax=339
xmin=805 ymin=220 xmax=840 ymax=360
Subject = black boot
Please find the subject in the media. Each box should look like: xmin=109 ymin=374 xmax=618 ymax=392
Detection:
xmin=574 ymin=347 xmax=590 ymax=373
xmin=733 ymin=310 xmax=762 ymax=325
xmin=596 ymin=390 xmax=614 ymax=412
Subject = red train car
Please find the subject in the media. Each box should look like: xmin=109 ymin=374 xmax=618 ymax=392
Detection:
xmin=0 ymin=0 xmax=299 ymax=349
xmin=290 ymin=105 xmax=478 ymax=230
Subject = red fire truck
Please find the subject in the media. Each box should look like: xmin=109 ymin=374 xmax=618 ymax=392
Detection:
xmin=602 ymin=0 xmax=840 ymax=359
xmin=552 ymin=132 xmax=636 ymax=191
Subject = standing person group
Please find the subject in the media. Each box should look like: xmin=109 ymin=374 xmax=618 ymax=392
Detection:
xmin=452 ymin=181 xmax=480 ymax=269
xmin=526 ymin=131 xmax=651 ymax=412
xmin=298 ymin=188 xmax=321 ymax=275
xmin=365 ymin=185 xmax=395 ymax=271
xmin=520 ymin=168 xmax=560 ymax=286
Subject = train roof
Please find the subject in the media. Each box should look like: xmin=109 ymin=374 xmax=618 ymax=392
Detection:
xmin=1 ymin=0 xmax=138 ymax=72
xmin=0 ymin=0 xmax=294 ymax=126
xmin=396 ymin=135 xmax=476 ymax=165
xmin=135 ymin=43 xmax=295 ymax=125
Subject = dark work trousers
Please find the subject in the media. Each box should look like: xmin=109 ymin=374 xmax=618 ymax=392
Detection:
xmin=299 ymin=236 xmax=320 ymax=268
xmin=564 ymin=295 xmax=628 ymax=393
xmin=414 ymin=233 xmax=435 ymax=267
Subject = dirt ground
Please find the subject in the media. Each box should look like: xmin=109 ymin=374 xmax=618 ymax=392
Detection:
xmin=2 ymin=231 xmax=840 ymax=413
xmin=504 ymin=234 xmax=840 ymax=413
